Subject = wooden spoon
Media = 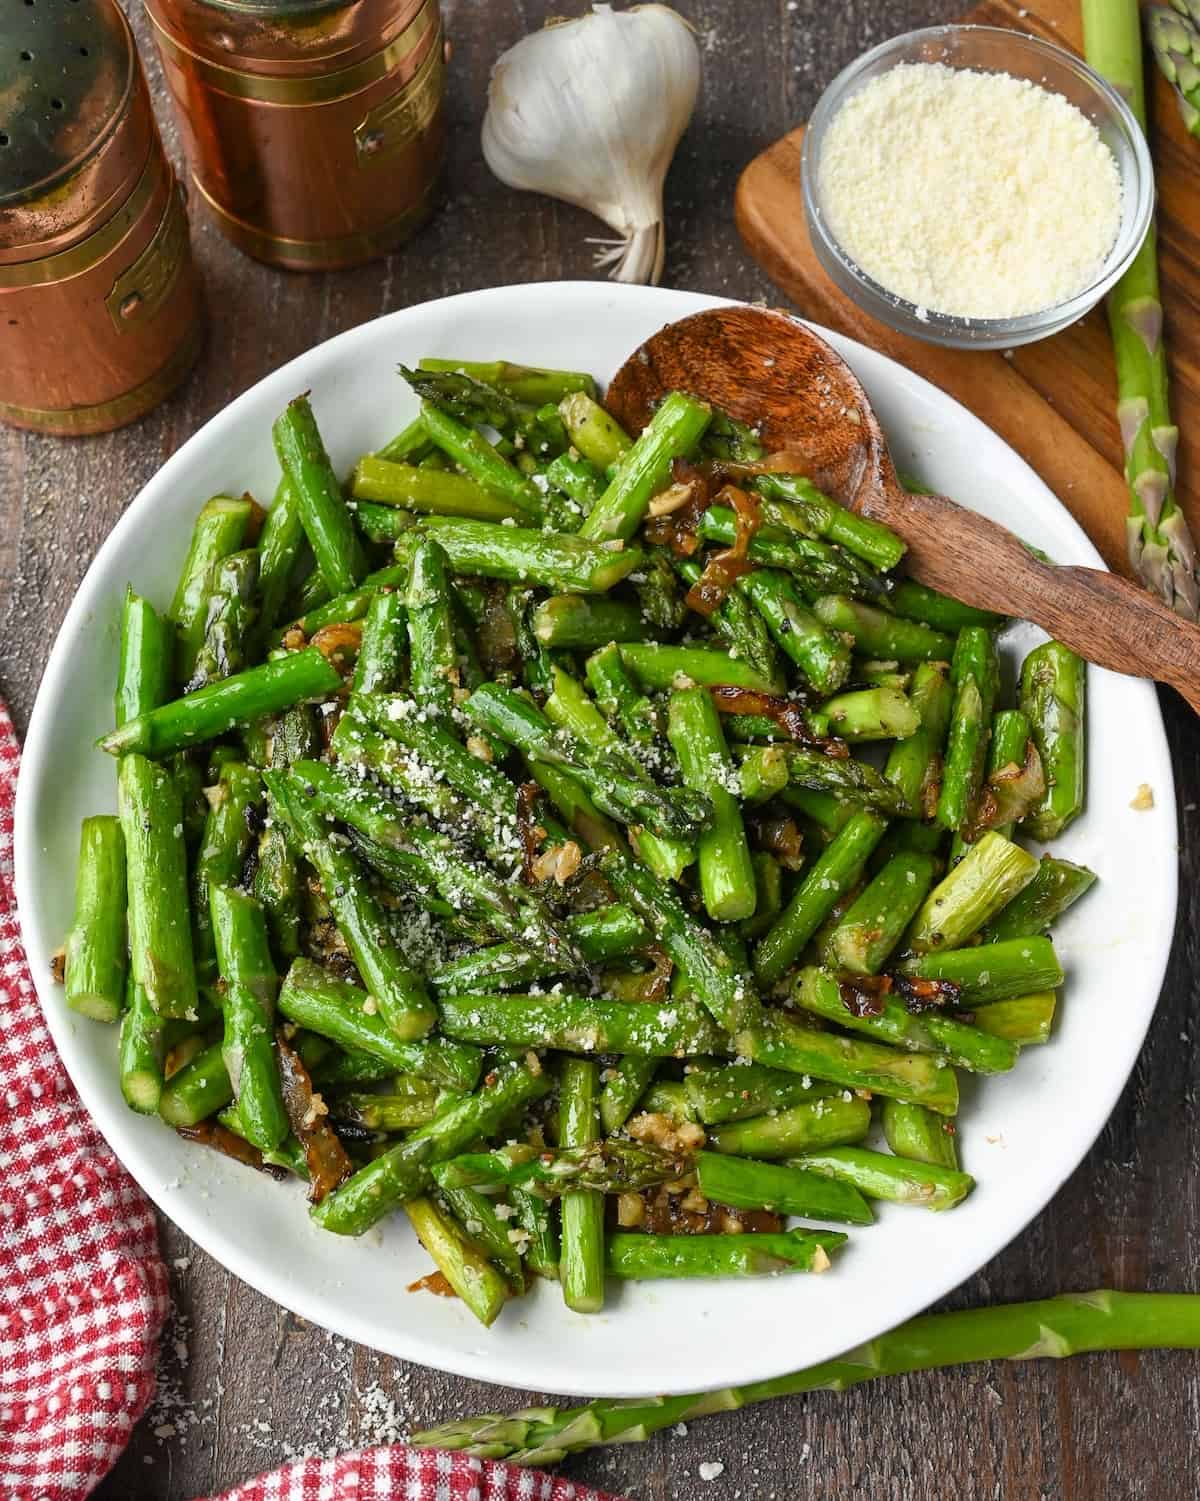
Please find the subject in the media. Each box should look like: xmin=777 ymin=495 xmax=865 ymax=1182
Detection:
xmin=607 ymin=305 xmax=1200 ymax=715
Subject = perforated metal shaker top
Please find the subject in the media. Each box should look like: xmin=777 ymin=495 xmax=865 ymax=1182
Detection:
xmin=0 ymin=0 xmax=135 ymax=206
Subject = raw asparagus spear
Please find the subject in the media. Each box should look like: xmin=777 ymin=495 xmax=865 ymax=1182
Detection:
xmin=580 ymin=391 xmax=712 ymax=541
xmin=210 ymin=886 xmax=288 ymax=1152
xmin=1019 ymin=641 xmax=1086 ymax=841
xmin=414 ymin=1291 xmax=1200 ymax=1463
xmin=1084 ymin=0 xmax=1200 ymax=618
xmin=277 ymin=960 xmax=480 ymax=1090
xmin=63 ymin=817 xmax=127 ymax=1023
xmin=788 ymin=1146 xmax=974 ymax=1212
xmin=558 ymin=1059 xmax=604 ymax=1314
xmin=881 ymin=1098 xmax=959 ymax=1171
xmin=100 ymin=650 xmax=343 ymax=758
xmin=668 ymin=686 xmax=756 ymax=921
xmin=606 ymin=1229 xmax=846 ymax=1280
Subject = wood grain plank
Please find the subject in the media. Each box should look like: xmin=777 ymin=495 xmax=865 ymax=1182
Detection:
xmin=0 ymin=1 xmax=1191 ymax=1497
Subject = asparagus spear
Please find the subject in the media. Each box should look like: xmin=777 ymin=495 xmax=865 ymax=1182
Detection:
xmin=936 ymin=628 xmax=1000 ymax=836
xmin=789 ymin=1146 xmax=974 ymax=1212
xmin=812 ymin=595 xmax=954 ymax=663
xmin=352 ymin=587 xmax=407 ymax=694
xmin=63 ymin=817 xmax=127 ymax=1023
xmin=420 ymin=358 xmax=595 ymax=405
xmin=187 ymin=550 xmax=260 ymax=692
xmin=546 ymin=453 xmax=604 ymax=515
xmin=684 ymin=1063 xmax=836 ymax=1125
xmin=753 ymin=473 xmax=906 ymax=571
xmin=277 ymin=960 xmax=481 ymax=1090
xmin=351 ymin=455 xmax=521 ymax=522
xmin=971 ymin=991 xmax=1057 ymax=1045
xmin=674 ymin=557 xmax=781 ymax=684
xmin=606 ymin=1228 xmax=846 ymax=1280
xmin=210 ymin=886 xmax=288 ymax=1153
xmin=888 ymin=579 xmax=1003 ymax=634
xmin=880 ymin=1098 xmax=959 ymax=1171
xmin=707 ymin=1094 xmax=872 ymax=1158
xmin=158 ymin=1040 xmax=233 ymax=1128
xmin=273 ymin=394 xmax=367 ymax=595
xmin=668 ymin=686 xmax=756 ymax=921
xmin=429 ymin=904 xmax=647 ymax=992
xmin=559 ymin=390 xmax=633 ymax=469
xmin=414 ymin=1291 xmax=1200 ymax=1463
xmin=255 ymin=480 xmax=305 ymax=638
xmin=753 ymin=809 xmax=889 ymax=986
xmin=405 ymin=539 xmax=458 ymax=719
xmin=695 ymin=1151 xmax=873 ymax=1225
xmin=982 ymin=856 xmax=1097 ymax=941
xmin=737 ymin=570 xmax=852 ymax=695
xmin=580 ymin=391 xmax=712 ymax=541
xmin=404 ymin=1197 xmax=509 ymax=1327
xmin=191 ymin=761 xmax=261 ymax=988
xmin=100 ymin=650 xmax=343 ymax=758
xmin=818 ymin=686 xmax=919 ymax=743
xmin=899 ymin=936 xmax=1063 ymax=1005
xmin=695 ymin=511 xmax=890 ymax=601
xmin=276 ymin=563 xmax=406 ymax=641
xmin=433 ymin=1138 xmax=691 ymax=1198
xmin=168 ymin=494 xmax=254 ymax=685
xmin=559 ymin=1059 xmax=604 ymax=1316
xmin=532 ymin=595 xmax=646 ymax=649
xmin=790 ymin=967 xmax=1018 ymax=1075
xmin=823 ymin=850 xmax=936 ymax=974
xmin=116 ymin=588 xmax=172 ymax=729
xmin=619 ymin=642 xmax=783 ymax=696
xmin=907 ymin=832 xmax=1039 ymax=952
xmin=1019 ymin=641 xmax=1086 ymax=841
xmin=437 ymin=991 xmax=727 ymax=1057
xmin=415 ymin=515 xmax=644 ymax=593
xmin=418 ymin=403 xmax=545 ymax=520
xmin=1084 ymin=0 xmax=1200 ymax=618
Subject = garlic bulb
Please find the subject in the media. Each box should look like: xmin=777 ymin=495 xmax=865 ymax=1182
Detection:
xmin=482 ymin=4 xmax=701 ymax=285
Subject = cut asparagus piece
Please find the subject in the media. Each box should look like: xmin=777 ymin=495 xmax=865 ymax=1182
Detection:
xmin=753 ymin=473 xmax=906 ymax=570
xmin=668 ymin=686 xmax=756 ymax=921
xmin=936 ymin=627 xmax=1000 ymax=835
xmin=64 ymin=816 xmax=127 ymax=1023
xmin=789 ymin=967 xmax=1019 ymax=1075
xmin=406 ymin=539 xmax=458 ymax=719
xmin=971 ymin=990 xmax=1057 ymax=1045
xmin=276 ymin=960 xmax=480 ymax=1090
xmin=351 ymin=456 xmax=522 ymax=522
xmin=100 ymin=650 xmax=343 ymax=758
xmin=684 ymin=1063 xmax=837 ymax=1125
xmin=734 ymin=1011 xmax=960 ymax=1115
xmin=813 ymin=595 xmax=954 ymax=663
xmin=907 ymin=832 xmax=1039 ymax=952
xmin=983 ymin=856 xmax=1097 ymax=941
xmin=695 ymin=1150 xmax=873 ymax=1225
xmin=606 ymin=1228 xmax=847 ymax=1279
xmin=737 ymin=570 xmax=851 ymax=695
xmin=899 ymin=936 xmax=1063 ymax=1005
xmin=210 ymin=886 xmax=287 ymax=1153
xmin=559 ymin=1058 xmax=603 ymax=1315
xmin=168 ymin=494 xmax=254 ymax=685
xmin=437 ymin=991 xmax=727 ymax=1057
xmin=788 ymin=1146 xmax=974 ymax=1212
xmin=580 ymin=391 xmax=712 ymax=541
xmin=531 ymin=595 xmax=647 ymax=649
xmin=1019 ymin=641 xmax=1087 ymax=841
xmin=619 ymin=641 xmax=784 ymax=696
xmin=404 ymin=1197 xmax=509 ymax=1328
xmin=823 ymin=850 xmax=937 ymax=974
xmin=880 ymin=1098 xmax=960 ymax=1171
xmin=707 ymin=1093 xmax=872 ymax=1158
xmin=753 ymin=809 xmax=889 ymax=987
xmin=273 ymin=394 xmax=367 ymax=594
xmin=559 ymin=390 xmax=632 ymax=470
xmin=417 ymin=515 xmax=643 ymax=593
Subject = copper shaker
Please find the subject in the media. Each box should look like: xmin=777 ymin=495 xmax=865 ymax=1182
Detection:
xmin=0 ymin=0 xmax=203 ymax=436
xmin=142 ymin=0 xmax=446 ymax=271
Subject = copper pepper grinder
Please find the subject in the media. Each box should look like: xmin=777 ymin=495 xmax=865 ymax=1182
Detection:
xmin=142 ymin=0 xmax=447 ymax=271
xmin=0 ymin=0 xmax=204 ymax=436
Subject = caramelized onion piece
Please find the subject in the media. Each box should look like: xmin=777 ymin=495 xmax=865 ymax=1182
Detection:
xmin=838 ymin=973 xmax=893 ymax=1018
xmin=516 ymin=781 xmax=548 ymax=886
xmin=176 ymin=1121 xmax=287 ymax=1180
xmin=708 ymin=684 xmax=848 ymax=757
xmin=277 ymin=1033 xmax=353 ymax=1203
xmin=684 ymin=485 xmax=763 ymax=616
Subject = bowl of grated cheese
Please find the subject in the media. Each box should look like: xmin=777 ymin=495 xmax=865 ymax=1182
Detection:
xmin=800 ymin=25 xmax=1154 ymax=348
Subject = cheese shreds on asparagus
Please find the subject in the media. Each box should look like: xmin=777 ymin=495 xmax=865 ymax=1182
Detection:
xmin=817 ymin=62 xmax=1123 ymax=320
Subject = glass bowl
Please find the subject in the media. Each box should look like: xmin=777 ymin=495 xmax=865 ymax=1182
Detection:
xmin=800 ymin=25 xmax=1154 ymax=349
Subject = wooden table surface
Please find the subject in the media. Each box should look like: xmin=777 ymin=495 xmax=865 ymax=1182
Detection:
xmin=2 ymin=1 xmax=1197 ymax=1495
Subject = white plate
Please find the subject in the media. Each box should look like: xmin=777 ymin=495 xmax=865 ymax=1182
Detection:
xmin=14 ymin=283 xmax=1177 ymax=1399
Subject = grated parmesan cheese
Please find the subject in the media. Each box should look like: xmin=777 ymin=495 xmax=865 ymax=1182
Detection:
xmin=817 ymin=62 xmax=1122 ymax=319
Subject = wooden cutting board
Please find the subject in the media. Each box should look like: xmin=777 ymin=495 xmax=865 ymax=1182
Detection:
xmin=735 ymin=0 xmax=1200 ymax=577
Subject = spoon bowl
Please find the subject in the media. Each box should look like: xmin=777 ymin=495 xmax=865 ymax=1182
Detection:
xmin=607 ymin=305 xmax=1200 ymax=714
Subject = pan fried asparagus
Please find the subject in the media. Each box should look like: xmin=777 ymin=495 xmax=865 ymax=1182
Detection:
xmin=60 ymin=356 xmax=1099 ymax=1327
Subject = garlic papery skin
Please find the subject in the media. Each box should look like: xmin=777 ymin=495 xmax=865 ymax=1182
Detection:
xmin=482 ymin=4 xmax=701 ymax=285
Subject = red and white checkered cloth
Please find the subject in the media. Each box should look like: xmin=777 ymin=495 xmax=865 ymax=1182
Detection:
xmin=0 ymin=700 xmax=617 ymax=1501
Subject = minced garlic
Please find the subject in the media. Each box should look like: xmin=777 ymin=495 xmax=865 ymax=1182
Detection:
xmin=818 ymin=62 xmax=1122 ymax=319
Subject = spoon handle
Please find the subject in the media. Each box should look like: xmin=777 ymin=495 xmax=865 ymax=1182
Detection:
xmin=861 ymin=487 xmax=1200 ymax=715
